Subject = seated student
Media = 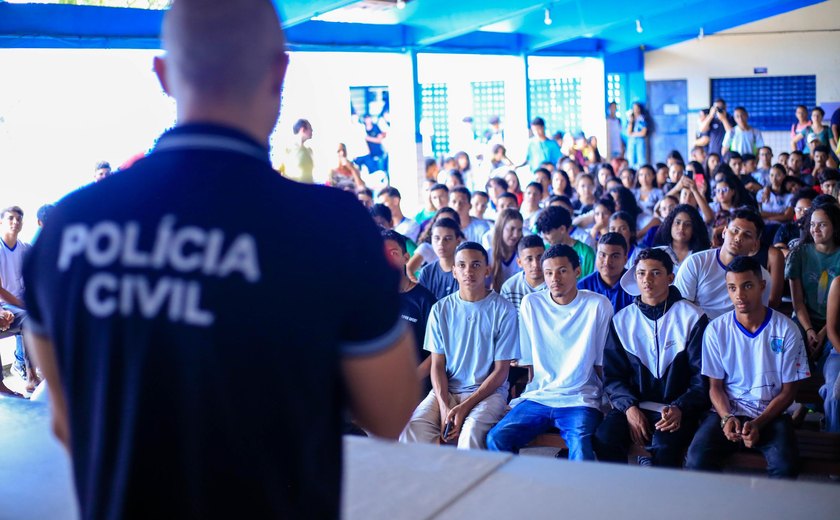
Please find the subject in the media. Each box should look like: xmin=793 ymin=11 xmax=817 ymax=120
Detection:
xmin=378 ymin=187 xmax=421 ymax=242
xmin=607 ymin=211 xmax=641 ymax=269
xmin=500 ymin=235 xmax=546 ymax=313
xmin=825 ymin=277 xmax=840 ymax=433
xmin=0 ymin=304 xmax=27 ymax=396
xmin=407 ymin=207 xmax=460 ymax=279
xmin=450 ymin=186 xmax=492 ymax=243
xmin=470 ymin=190 xmax=490 ymax=220
xmin=685 ymin=257 xmax=810 ymax=478
xmin=595 ymin=249 xmax=709 ymax=467
xmin=674 ymin=208 xmax=772 ymax=319
xmin=757 ymin=164 xmax=794 ymax=223
xmin=639 ymin=195 xmax=678 ymax=247
xmin=818 ymin=168 xmax=840 ymax=196
xmin=787 ymin=203 xmax=840 ymax=362
xmin=550 ymin=196 xmax=596 ymax=250
xmin=416 ymin=182 xmax=449 ymax=224
xmin=417 ymin=217 xmax=464 ymax=300
xmin=535 ymin=206 xmax=595 ymax=279
xmin=400 ymin=242 xmax=519 ymax=449
xmin=488 ymin=209 xmax=524 ymax=292
xmin=773 ymin=189 xmax=817 ymax=257
xmin=486 ymin=245 xmax=613 ymax=460
xmin=356 ymin=187 xmax=374 ymax=209
xmin=383 ymin=230 xmax=437 ymax=396
xmin=652 ymin=204 xmax=711 ymax=269
xmin=577 ymin=233 xmax=633 ymax=313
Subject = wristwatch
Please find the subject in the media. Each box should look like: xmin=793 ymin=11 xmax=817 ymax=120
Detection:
xmin=720 ymin=414 xmax=734 ymax=428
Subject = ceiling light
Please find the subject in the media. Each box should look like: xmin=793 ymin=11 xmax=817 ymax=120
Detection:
xmin=396 ymin=0 xmax=406 ymax=9
xmin=698 ymin=27 xmax=705 ymax=40
xmin=544 ymin=7 xmax=552 ymax=26
xmin=635 ymin=19 xmax=643 ymax=34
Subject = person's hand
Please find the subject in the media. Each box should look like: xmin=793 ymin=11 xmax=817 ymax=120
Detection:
xmin=655 ymin=405 xmax=683 ymax=432
xmin=806 ymin=329 xmax=821 ymax=358
xmin=741 ymin=420 xmax=760 ymax=448
xmin=438 ymin=401 xmax=451 ymax=438
xmin=445 ymin=403 xmax=470 ymax=442
xmin=407 ymin=271 xmax=419 ymax=283
xmin=723 ymin=416 xmax=742 ymax=442
xmin=626 ymin=406 xmax=652 ymax=446
xmin=0 ymin=310 xmax=13 ymax=331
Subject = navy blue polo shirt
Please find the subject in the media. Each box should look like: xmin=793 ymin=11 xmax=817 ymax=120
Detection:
xmin=577 ymin=270 xmax=634 ymax=313
xmin=23 ymin=124 xmax=402 ymax=520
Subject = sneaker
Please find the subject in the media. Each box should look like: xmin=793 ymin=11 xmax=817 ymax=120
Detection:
xmin=636 ymin=456 xmax=653 ymax=467
xmin=10 ymin=363 xmax=27 ymax=382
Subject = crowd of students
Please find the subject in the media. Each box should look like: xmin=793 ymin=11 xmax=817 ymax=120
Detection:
xmin=360 ymin=102 xmax=840 ymax=477
xmin=3 ymin=100 xmax=840 ymax=479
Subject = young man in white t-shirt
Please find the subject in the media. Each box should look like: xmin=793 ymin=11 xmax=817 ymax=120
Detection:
xmin=685 ymin=256 xmax=809 ymax=478
xmin=674 ymin=208 xmax=772 ymax=319
xmin=400 ymin=242 xmax=519 ymax=449
xmin=378 ymin=187 xmax=421 ymax=243
xmin=487 ymin=244 xmax=613 ymax=460
xmin=0 ymin=206 xmax=36 ymax=392
xmin=595 ymin=248 xmax=709 ymax=467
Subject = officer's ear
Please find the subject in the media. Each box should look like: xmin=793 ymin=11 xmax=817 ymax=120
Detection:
xmin=153 ymin=55 xmax=172 ymax=97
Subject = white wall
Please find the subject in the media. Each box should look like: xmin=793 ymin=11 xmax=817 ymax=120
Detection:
xmin=644 ymin=0 xmax=840 ymax=155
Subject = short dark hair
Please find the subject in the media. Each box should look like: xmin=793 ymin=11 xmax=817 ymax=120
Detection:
xmin=357 ymin=187 xmax=374 ymax=198
xmin=729 ymin=207 xmax=764 ymax=239
xmin=728 ymin=151 xmax=742 ymax=161
xmin=541 ymin=244 xmax=580 ymax=269
xmin=595 ymin=196 xmax=617 ymax=214
xmin=548 ymin=195 xmax=572 ymax=207
xmin=526 ymin=181 xmax=544 ymax=194
xmin=381 ymin=229 xmax=408 ymax=254
xmin=633 ymin=247 xmax=674 ymax=275
xmin=815 ymin=144 xmax=832 ymax=156
xmin=455 ymin=241 xmax=488 ymax=264
xmin=0 ymin=206 xmax=23 ymax=219
xmin=451 ymin=186 xmax=471 ymax=199
xmin=531 ymin=117 xmax=546 ymax=127
xmin=292 ymin=118 xmax=311 ymax=134
xmin=792 ymin=188 xmax=818 ymax=207
xmin=370 ymin=203 xmax=392 ymax=224
xmin=95 ymin=161 xmax=111 ymax=170
xmin=498 ymin=192 xmax=517 ymax=203
xmin=726 ymin=255 xmax=763 ymax=279
xmin=425 ymin=157 xmax=438 ymax=170
xmin=36 ymin=203 xmax=55 ymax=224
xmin=598 ymin=232 xmax=628 ymax=253
xmin=430 ymin=183 xmax=449 ymax=193
xmin=471 ymin=190 xmax=489 ymax=199
xmin=534 ymin=168 xmax=551 ymax=180
xmin=487 ymin=176 xmax=509 ymax=192
xmin=448 ymin=170 xmax=465 ymax=184
xmin=378 ymin=186 xmax=401 ymax=200
xmin=819 ymin=169 xmax=840 ymax=184
xmin=813 ymin=106 xmax=826 ymax=117
xmin=432 ymin=217 xmax=465 ymax=238
xmin=609 ymin=211 xmax=637 ymax=242
xmin=742 ymin=153 xmax=756 ymax=163
xmin=518 ymin=234 xmax=545 ymax=253
xmin=535 ymin=206 xmax=571 ymax=234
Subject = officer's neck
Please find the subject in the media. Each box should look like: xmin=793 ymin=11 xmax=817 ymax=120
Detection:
xmin=176 ymin=100 xmax=272 ymax=147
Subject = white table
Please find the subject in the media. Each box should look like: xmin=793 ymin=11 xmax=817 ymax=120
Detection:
xmin=2 ymin=397 xmax=838 ymax=520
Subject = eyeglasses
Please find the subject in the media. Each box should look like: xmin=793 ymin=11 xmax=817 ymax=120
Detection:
xmin=715 ymin=187 xmax=730 ymax=194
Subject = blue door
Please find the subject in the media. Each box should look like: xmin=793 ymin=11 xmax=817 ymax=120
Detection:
xmin=646 ymin=80 xmax=688 ymax=163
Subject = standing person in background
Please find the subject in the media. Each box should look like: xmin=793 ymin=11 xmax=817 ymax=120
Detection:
xmin=279 ymin=118 xmax=314 ymax=184
xmin=23 ymin=3 xmax=419 ymax=518
xmin=626 ymin=102 xmax=649 ymax=168
xmin=606 ymin=101 xmax=625 ymax=159
xmin=522 ymin=117 xmax=562 ymax=173
xmin=790 ymin=105 xmax=811 ymax=153
xmin=355 ymin=114 xmax=387 ymax=175
xmin=722 ymin=107 xmax=764 ymax=157
xmin=698 ymin=99 xmax=734 ymax=157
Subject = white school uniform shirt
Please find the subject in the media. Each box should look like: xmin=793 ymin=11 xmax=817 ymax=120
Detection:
xmin=702 ymin=309 xmax=809 ymax=418
xmin=0 ymin=240 xmax=30 ymax=302
xmin=514 ymin=289 xmax=614 ymax=410
xmin=500 ymin=271 xmax=546 ymax=314
xmin=394 ymin=217 xmax=421 ymax=243
xmin=673 ymin=249 xmax=771 ymax=319
xmin=424 ymin=291 xmax=520 ymax=395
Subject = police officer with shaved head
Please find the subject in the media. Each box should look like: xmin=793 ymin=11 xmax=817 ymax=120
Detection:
xmin=23 ymin=2 xmax=418 ymax=518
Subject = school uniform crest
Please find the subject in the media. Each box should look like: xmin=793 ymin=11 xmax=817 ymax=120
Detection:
xmin=770 ymin=336 xmax=785 ymax=353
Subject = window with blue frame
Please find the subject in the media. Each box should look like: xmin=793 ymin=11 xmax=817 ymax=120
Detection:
xmin=471 ymin=80 xmax=505 ymax=142
xmin=710 ymin=75 xmax=816 ymax=131
xmin=528 ymin=77 xmax=582 ymax=137
xmin=606 ymin=73 xmax=626 ymax=115
xmin=420 ymin=83 xmax=450 ymax=158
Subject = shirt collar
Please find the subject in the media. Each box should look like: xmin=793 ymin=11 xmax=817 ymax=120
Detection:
xmin=153 ymin=123 xmax=270 ymax=164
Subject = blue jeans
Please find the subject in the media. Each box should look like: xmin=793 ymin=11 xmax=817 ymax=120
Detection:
xmin=685 ymin=412 xmax=798 ymax=478
xmin=626 ymin=136 xmax=647 ymax=169
xmin=818 ymin=342 xmax=840 ymax=433
xmin=2 ymin=304 xmax=29 ymax=369
xmin=486 ymin=400 xmax=602 ymax=461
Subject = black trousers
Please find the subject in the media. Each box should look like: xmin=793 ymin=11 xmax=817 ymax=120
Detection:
xmin=594 ymin=408 xmax=698 ymax=467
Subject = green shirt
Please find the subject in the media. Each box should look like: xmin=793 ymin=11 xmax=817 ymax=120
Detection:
xmin=785 ymin=243 xmax=840 ymax=323
xmin=572 ymin=240 xmax=595 ymax=280
xmin=415 ymin=208 xmax=437 ymax=225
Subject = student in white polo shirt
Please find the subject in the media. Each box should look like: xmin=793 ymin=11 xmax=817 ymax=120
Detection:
xmin=674 ymin=208 xmax=772 ymax=319
xmin=685 ymin=256 xmax=810 ymax=478
xmin=500 ymin=235 xmax=546 ymax=313
xmin=487 ymin=244 xmax=613 ymax=460
xmin=594 ymin=248 xmax=709 ymax=467
xmin=400 ymin=242 xmax=519 ymax=449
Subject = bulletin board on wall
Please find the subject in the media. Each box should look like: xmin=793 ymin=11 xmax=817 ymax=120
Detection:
xmin=710 ymin=75 xmax=816 ymax=131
